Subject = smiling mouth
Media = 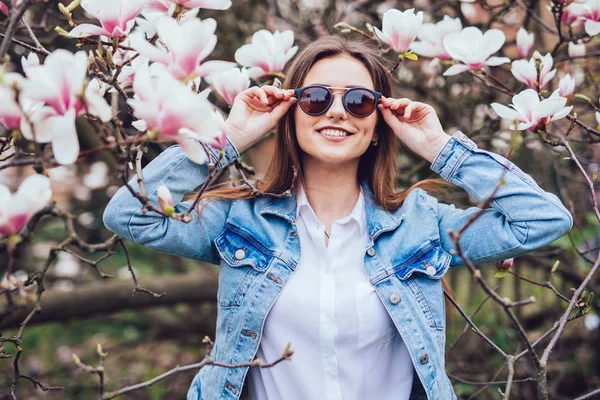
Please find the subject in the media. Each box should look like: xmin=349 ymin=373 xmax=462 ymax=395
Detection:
xmin=317 ymin=128 xmax=352 ymax=137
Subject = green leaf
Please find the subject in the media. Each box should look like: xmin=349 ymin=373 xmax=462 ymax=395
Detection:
xmin=593 ymin=169 xmax=598 ymax=181
xmin=404 ymin=53 xmax=418 ymax=61
xmin=563 ymin=157 xmax=571 ymax=161
xmin=551 ymin=260 xmax=560 ymax=273
xmin=495 ymin=270 xmax=509 ymax=278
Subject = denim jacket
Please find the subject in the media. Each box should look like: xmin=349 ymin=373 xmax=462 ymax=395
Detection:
xmin=103 ymin=131 xmax=572 ymax=400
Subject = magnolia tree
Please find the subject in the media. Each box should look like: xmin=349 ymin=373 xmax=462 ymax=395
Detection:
xmin=0 ymin=0 xmax=599 ymax=398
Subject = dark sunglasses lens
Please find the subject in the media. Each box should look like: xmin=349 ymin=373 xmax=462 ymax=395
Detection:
xmin=299 ymin=87 xmax=331 ymax=115
xmin=345 ymin=89 xmax=376 ymax=117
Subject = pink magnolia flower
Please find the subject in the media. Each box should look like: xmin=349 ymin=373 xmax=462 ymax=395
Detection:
xmin=0 ymin=73 xmax=29 ymax=131
xmin=20 ymin=50 xmax=111 ymax=165
xmin=130 ymin=16 xmax=234 ymax=80
xmin=442 ymin=27 xmax=510 ymax=76
xmin=234 ymin=30 xmax=298 ymax=79
xmin=0 ymin=174 xmax=52 ymax=238
xmin=21 ymin=53 xmax=40 ymax=77
xmin=0 ymin=3 xmax=8 ymax=17
xmin=568 ymin=41 xmax=586 ymax=57
xmin=67 ymin=0 xmax=147 ymax=38
xmin=511 ymin=52 xmax=557 ymax=90
xmin=110 ymin=49 xmax=149 ymax=89
xmin=157 ymin=185 xmax=175 ymax=216
xmin=558 ymin=74 xmax=575 ymax=98
xmin=583 ymin=0 xmax=600 ymax=35
xmin=128 ymin=64 xmax=225 ymax=163
xmin=411 ymin=16 xmax=462 ymax=60
xmin=144 ymin=0 xmax=231 ymax=16
xmin=205 ymin=67 xmax=250 ymax=106
xmin=374 ymin=8 xmax=423 ymax=54
xmin=516 ymin=28 xmax=534 ymax=58
xmin=491 ymin=89 xmax=572 ymax=132
xmin=135 ymin=6 xmax=199 ymax=38
xmin=0 ymin=86 xmax=22 ymax=131
xmin=562 ymin=2 xmax=587 ymax=25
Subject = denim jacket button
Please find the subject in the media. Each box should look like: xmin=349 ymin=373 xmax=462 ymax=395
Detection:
xmin=420 ymin=353 xmax=429 ymax=364
xmin=426 ymin=265 xmax=436 ymax=276
xmin=367 ymin=247 xmax=376 ymax=257
xmin=389 ymin=293 xmax=400 ymax=304
xmin=234 ymin=249 xmax=246 ymax=260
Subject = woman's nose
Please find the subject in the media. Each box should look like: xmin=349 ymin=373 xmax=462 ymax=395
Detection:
xmin=326 ymin=93 xmax=347 ymax=119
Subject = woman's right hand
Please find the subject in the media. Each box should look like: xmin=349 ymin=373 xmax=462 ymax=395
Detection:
xmin=225 ymin=86 xmax=297 ymax=152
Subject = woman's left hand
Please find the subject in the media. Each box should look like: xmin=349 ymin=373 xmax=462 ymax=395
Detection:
xmin=377 ymin=97 xmax=451 ymax=163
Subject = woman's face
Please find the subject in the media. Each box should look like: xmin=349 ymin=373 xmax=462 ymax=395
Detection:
xmin=293 ymin=54 xmax=379 ymax=168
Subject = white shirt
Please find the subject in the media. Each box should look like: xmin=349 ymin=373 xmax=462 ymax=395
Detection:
xmin=247 ymin=186 xmax=414 ymax=400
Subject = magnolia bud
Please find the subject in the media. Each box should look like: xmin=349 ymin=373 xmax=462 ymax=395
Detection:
xmin=157 ymin=185 xmax=175 ymax=217
xmin=495 ymin=258 xmax=514 ymax=271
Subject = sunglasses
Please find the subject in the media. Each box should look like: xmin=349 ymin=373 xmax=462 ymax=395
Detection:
xmin=294 ymin=85 xmax=382 ymax=118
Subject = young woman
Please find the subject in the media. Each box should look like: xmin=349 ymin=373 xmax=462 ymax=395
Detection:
xmin=103 ymin=36 xmax=573 ymax=400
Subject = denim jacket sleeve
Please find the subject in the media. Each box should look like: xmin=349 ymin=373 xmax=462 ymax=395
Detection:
xmin=102 ymin=138 xmax=240 ymax=264
xmin=429 ymin=131 xmax=573 ymax=266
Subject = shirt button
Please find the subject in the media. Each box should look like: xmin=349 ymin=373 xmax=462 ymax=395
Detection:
xmin=234 ymin=249 xmax=245 ymax=260
xmin=426 ymin=265 xmax=436 ymax=276
xmin=366 ymin=247 xmax=376 ymax=257
xmin=420 ymin=353 xmax=429 ymax=364
xmin=389 ymin=293 xmax=400 ymax=304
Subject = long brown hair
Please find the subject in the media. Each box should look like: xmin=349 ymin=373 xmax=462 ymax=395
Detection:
xmin=196 ymin=35 xmax=454 ymax=308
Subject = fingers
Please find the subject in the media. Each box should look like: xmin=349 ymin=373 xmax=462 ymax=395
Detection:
xmin=380 ymin=97 xmax=422 ymax=119
xmin=244 ymin=86 xmax=294 ymax=106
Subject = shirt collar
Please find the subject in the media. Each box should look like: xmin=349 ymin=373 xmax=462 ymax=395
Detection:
xmin=295 ymin=185 xmax=367 ymax=236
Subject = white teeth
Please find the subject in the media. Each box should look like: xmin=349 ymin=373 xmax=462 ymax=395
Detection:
xmin=320 ymin=129 xmax=348 ymax=137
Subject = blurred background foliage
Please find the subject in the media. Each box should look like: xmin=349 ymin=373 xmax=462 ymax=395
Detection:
xmin=1 ymin=0 xmax=599 ymax=399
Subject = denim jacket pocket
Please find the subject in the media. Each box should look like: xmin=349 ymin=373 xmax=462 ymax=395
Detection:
xmin=393 ymin=244 xmax=451 ymax=331
xmin=214 ymin=225 xmax=273 ymax=308
xmin=392 ymin=242 xmax=452 ymax=281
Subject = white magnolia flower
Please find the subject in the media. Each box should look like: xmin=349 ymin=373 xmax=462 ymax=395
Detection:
xmin=19 ymin=50 xmax=111 ymax=165
xmin=205 ymin=67 xmax=250 ymax=106
xmin=583 ymin=0 xmax=600 ymax=36
xmin=21 ymin=53 xmax=40 ymax=77
xmin=411 ymin=16 xmax=462 ymax=60
xmin=130 ymin=16 xmax=234 ymax=80
xmin=558 ymin=74 xmax=575 ymax=98
xmin=562 ymin=2 xmax=588 ymax=25
xmin=128 ymin=63 xmax=226 ymax=163
xmin=0 ymin=174 xmax=52 ymax=237
xmin=491 ymin=89 xmax=572 ymax=132
xmin=373 ymin=8 xmax=423 ymax=54
xmin=511 ymin=52 xmax=557 ymax=90
xmin=134 ymin=7 xmax=199 ymax=39
xmin=235 ymin=30 xmax=298 ymax=79
xmin=67 ymin=0 xmax=146 ymax=38
xmin=442 ymin=27 xmax=510 ymax=76
xmin=143 ymin=0 xmax=231 ymax=17
xmin=516 ymin=28 xmax=534 ymax=59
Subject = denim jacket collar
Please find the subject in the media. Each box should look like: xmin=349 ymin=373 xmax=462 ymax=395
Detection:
xmin=260 ymin=180 xmax=404 ymax=240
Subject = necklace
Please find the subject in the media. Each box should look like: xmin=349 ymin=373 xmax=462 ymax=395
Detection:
xmin=324 ymin=230 xmax=330 ymax=239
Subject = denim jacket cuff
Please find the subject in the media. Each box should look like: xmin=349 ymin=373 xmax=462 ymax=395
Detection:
xmin=430 ymin=131 xmax=477 ymax=181
xmin=206 ymin=136 xmax=241 ymax=170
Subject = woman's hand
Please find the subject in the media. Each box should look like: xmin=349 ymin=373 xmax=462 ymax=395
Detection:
xmin=377 ymin=97 xmax=450 ymax=163
xmin=225 ymin=86 xmax=296 ymax=152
